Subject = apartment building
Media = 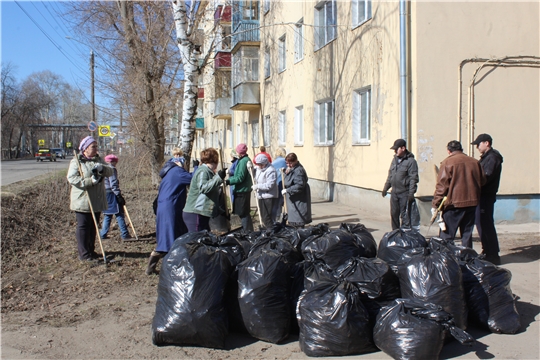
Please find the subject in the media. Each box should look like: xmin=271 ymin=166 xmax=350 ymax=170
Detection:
xmin=197 ymin=0 xmax=539 ymax=223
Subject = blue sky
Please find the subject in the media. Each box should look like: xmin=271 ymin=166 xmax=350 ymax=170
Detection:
xmin=1 ymin=1 xmax=97 ymax=102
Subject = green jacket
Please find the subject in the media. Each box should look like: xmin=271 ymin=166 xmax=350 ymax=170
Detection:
xmin=227 ymin=155 xmax=253 ymax=193
xmin=183 ymin=164 xmax=223 ymax=218
xmin=67 ymin=154 xmax=114 ymax=213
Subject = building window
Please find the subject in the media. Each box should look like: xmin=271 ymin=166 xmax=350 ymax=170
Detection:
xmin=263 ymin=0 xmax=270 ymax=14
xmin=233 ymin=47 xmax=259 ymax=86
xmin=278 ymin=111 xmax=286 ymax=146
xmin=352 ymin=87 xmax=371 ymax=144
xmin=314 ymin=100 xmax=334 ymax=145
xmin=294 ymin=105 xmax=304 ymax=146
xmin=352 ymin=0 xmax=372 ymax=28
xmin=314 ymin=0 xmax=337 ymax=50
xmin=227 ymin=120 xmax=233 ymax=149
xmin=252 ymin=119 xmax=259 ymax=147
xmin=278 ymin=35 xmax=286 ymax=72
xmin=243 ymin=121 xmax=248 ymax=144
xmin=294 ymin=19 xmax=304 ymax=62
xmin=263 ymin=115 xmax=271 ymax=146
xmin=236 ymin=123 xmax=241 ymax=146
xmin=243 ymin=0 xmax=259 ymax=20
xmin=265 ymin=47 xmax=271 ymax=79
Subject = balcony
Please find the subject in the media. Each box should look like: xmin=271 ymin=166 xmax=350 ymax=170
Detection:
xmin=214 ymin=5 xmax=231 ymax=24
xmin=214 ymin=97 xmax=232 ymax=119
xmin=197 ymin=88 xmax=204 ymax=99
xmin=232 ymin=83 xmax=260 ymax=111
xmin=215 ymin=52 xmax=231 ymax=69
xmin=232 ymin=21 xmax=260 ymax=51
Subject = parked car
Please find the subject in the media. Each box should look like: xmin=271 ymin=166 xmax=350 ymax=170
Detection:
xmin=51 ymin=148 xmax=66 ymax=159
xmin=35 ymin=149 xmax=57 ymax=162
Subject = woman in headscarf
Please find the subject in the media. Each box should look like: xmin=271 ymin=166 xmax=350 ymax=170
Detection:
xmin=99 ymin=154 xmax=132 ymax=240
xmin=67 ymin=136 xmax=113 ymax=261
xmin=252 ymin=153 xmax=278 ymax=228
xmin=146 ymin=154 xmax=194 ymax=275
xmin=182 ymin=148 xmax=227 ymax=232
xmin=282 ymin=153 xmax=312 ymax=228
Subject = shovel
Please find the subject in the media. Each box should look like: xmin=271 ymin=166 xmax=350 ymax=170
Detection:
xmin=123 ymin=205 xmax=139 ymax=240
xmin=279 ymin=168 xmax=288 ymax=224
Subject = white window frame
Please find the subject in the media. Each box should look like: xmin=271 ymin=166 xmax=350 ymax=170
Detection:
xmin=314 ymin=99 xmax=334 ymax=146
xmin=264 ymin=47 xmax=271 ymax=79
xmin=314 ymin=0 xmax=337 ymax=50
xmin=278 ymin=111 xmax=286 ymax=146
xmin=226 ymin=120 xmax=233 ymax=149
xmin=278 ymin=34 xmax=286 ymax=73
xmin=352 ymin=87 xmax=371 ymax=145
xmin=294 ymin=19 xmax=304 ymax=63
xmin=294 ymin=105 xmax=304 ymax=146
xmin=252 ymin=119 xmax=260 ymax=147
xmin=263 ymin=115 xmax=271 ymax=146
xmin=352 ymin=0 xmax=372 ymax=29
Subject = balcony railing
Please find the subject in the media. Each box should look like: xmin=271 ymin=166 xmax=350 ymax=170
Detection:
xmin=215 ymin=5 xmax=231 ymax=24
xmin=195 ymin=118 xmax=204 ymax=129
xmin=232 ymin=83 xmax=260 ymax=110
xmin=215 ymin=52 xmax=231 ymax=68
xmin=197 ymin=88 xmax=204 ymax=99
xmin=214 ymin=97 xmax=232 ymax=119
xmin=232 ymin=21 xmax=260 ymax=50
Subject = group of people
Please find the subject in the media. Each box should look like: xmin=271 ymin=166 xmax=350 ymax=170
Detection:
xmin=383 ymin=134 xmax=503 ymax=264
xmin=146 ymin=144 xmax=313 ymax=275
xmin=68 ymin=133 xmax=502 ymax=270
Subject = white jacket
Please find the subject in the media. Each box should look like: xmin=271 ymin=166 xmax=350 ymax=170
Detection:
xmin=254 ymin=164 xmax=278 ymax=199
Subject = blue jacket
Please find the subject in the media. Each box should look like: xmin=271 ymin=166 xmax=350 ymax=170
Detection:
xmin=272 ymin=156 xmax=287 ymax=185
xmin=155 ymin=161 xmax=193 ymax=252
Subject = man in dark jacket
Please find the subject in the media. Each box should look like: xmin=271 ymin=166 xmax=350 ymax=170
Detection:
xmin=432 ymin=140 xmax=486 ymax=248
xmin=471 ymin=133 xmax=503 ymax=264
xmin=382 ymin=139 xmax=420 ymax=230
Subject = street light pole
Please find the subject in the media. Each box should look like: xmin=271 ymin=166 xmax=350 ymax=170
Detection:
xmin=90 ymin=50 xmax=96 ymax=126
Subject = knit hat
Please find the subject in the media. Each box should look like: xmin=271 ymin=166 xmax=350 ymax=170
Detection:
xmin=236 ymin=143 xmax=248 ymax=156
xmin=104 ymin=154 xmax=119 ymax=163
xmin=230 ymin=149 xmax=239 ymax=159
xmin=255 ymin=153 xmax=269 ymax=165
xmin=79 ymin=136 xmax=97 ymax=151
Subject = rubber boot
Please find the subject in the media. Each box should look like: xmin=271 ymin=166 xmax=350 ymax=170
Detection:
xmin=145 ymin=251 xmax=163 ymax=275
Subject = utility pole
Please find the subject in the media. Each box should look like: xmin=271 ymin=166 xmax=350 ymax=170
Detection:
xmin=91 ymin=50 xmax=96 ymax=125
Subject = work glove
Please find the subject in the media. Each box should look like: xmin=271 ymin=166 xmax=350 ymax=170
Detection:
xmin=225 ymin=179 xmax=230 ymax=186
xmin=382 ymin=190 xmax=387 ymax=197
xmin=91 ymin=174 xmax=102 ymax=185
xmin=431 ymin=207 xmax=438 ymax=217
xmin=92 ymin=163 xmax=104 ymax=176
xmin=251 ymin=184 xmax=258 ymax=191
xmin=281 ymin=189 xmax=287 ymax=195
xmin=408 ymin=195 xmax=415 ymax=203
xmin=192 ymin=159 xmax=200 ymax=167
xmin=116 ymin=194 xmax=126 ymax=207
xmin=218 ymin=168 xmax=227 ymax=180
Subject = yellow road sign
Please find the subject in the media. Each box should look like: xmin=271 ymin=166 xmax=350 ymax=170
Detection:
xmin=38 ymin=139 xmax=45 ymax=146
xmin=98 ymin=125 xmax=111 ymax=137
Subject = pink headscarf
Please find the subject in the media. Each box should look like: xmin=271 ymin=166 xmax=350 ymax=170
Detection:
xmin=236 ymin=143 xmax=248 ymax=156
xmin=105 ymin=154 xmax=119 ymax=163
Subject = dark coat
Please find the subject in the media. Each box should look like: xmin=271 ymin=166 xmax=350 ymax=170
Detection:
xmin=103 ymin=167 xmax=122 ymax=215
xmin=479 ymin=148 xmax=503 ymax=197
xmin=155 ymin=161 xmax=192 ymax=253
xmin=383 ymin=151 xmax=419 ymax=196
xmin=284 ymin=162 xmax=312 ymax=225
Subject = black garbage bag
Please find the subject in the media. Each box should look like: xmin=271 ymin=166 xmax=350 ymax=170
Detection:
xmin=463 ymin=258 xmax=521 ymax=334
xmin=297 ymin=264 xmax=377 ymax=357
xmin=374 ymin=298 xmax=474 ymax=360
xmin=397 ymin=247 xmax=468 ymax=330
xmin=378 ymin=229 xmax=427 ymax=270
xmin=301 ymin=229 xmax=363 ymax=270
xmin=237 ymin=237 xmax=299 ymax=343
xmin=152 ymin=231 xmax=244 ymax=348
xmin=285 ymin=223 xmax=330 ymax=252
xmin=339 ymin=257 xmax=401 ymax=325
xmin=429 ymin=237 xmax=479 ymax=262
xmin=339 ymin=223 xmax=378 ymax=258
xmin=289 ymin=260 xmax=307 ymax=334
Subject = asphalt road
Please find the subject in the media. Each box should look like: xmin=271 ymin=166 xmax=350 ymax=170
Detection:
xmin=0 ymin=157 xmax=71 ymax=186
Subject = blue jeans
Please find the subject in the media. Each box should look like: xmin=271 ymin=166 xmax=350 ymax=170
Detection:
xmin=100 ymin=213 xmax=130 ymax=239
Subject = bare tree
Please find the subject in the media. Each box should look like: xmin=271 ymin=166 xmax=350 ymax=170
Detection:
xmin=64 ymin=1 xmax=183 ymax=184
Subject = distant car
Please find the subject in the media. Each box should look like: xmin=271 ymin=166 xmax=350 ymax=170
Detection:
xmin=35 ymin=149 xmax=57 ymax=162
xmin=51 ymin=148 xmax=66 ymax=159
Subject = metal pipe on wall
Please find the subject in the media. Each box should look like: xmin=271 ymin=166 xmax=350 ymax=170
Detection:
xmin=399 ymin=0 xmax=408 ymax=142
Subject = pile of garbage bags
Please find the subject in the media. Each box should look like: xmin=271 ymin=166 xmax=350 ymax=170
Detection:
xmin=151 ymin=223 xmax=521 ymax=358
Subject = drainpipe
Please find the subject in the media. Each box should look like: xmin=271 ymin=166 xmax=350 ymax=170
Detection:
xmin=399 ymin=0 xmax=408 ymax=141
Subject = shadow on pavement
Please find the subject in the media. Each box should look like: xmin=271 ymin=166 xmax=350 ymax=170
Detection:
xmin=502 ymin=244 xmax=540 ymax=264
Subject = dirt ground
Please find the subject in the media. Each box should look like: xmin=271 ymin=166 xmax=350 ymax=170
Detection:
xmin=1 ymin=158 xmax=539 ymax=359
